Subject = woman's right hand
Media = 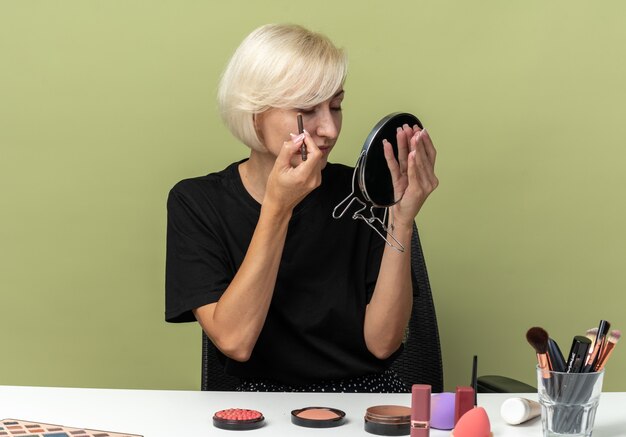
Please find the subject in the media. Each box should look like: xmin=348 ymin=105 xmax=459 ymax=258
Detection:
xmin=263 ymin=131 xmax=324 ymax=213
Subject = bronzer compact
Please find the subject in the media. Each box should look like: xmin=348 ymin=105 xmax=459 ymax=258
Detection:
xmin=364 ymin=405 xmax=412 ymax=436
xmin=291 ymin=406 xmax=346 ymax=428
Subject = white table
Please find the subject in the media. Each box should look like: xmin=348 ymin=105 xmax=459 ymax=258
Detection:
xmin=1 ymin=386 xmax=624 ymax=436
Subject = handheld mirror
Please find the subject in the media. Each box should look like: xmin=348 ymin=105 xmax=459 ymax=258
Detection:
xmin=332 ymin=112 xmax=423 ymax=252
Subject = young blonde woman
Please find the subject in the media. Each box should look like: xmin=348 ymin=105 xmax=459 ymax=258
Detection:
xmin=166 ymin=24 xmax=438 ymax=392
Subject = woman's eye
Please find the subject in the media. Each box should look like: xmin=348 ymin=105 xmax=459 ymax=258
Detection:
xmin=297 ymin=108 xmax=315 ymax=115
xmin=331 ymin=106 xmax=342 ymax=112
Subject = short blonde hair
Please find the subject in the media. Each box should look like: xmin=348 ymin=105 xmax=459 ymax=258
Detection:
xmin=218 ymin=24 xmax=348 ymax=151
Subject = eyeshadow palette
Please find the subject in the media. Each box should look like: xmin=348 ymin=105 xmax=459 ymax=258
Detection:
xmin=0 ymin=419 xmax=142 ymax=437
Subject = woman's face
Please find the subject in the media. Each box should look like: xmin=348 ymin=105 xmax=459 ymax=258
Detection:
xmin=255 ymin=89 xmax=344 ymax=167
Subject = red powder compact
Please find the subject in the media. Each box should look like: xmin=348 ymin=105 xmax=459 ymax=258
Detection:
xmin=291 ymin=406 xmax=346 ymax=428
xmin=213 ymin=408 xmax=265 ymax=430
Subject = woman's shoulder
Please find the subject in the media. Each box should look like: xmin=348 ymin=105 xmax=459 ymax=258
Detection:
xmin=166 ymin=161 xmax=252 ymax=228
xmin=170 ymin=161 xmax=241 ymax=198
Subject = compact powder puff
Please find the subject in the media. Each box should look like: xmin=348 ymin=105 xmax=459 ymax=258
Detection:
xmin=291 ymin=406 xmax=346 ymax=428
xmin=364 ymin=405 xmax=411 ymax=436
xmin=213 ymin=408 xmax=265 ymax=431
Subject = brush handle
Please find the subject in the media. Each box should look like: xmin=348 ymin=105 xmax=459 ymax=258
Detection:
xmin=584 ymin=320 xmax=611 ymax=372
xmin=594 ymin=341 xmax=616 ymax=371
xmin=547 ymin=338 xmax=566 ymax=372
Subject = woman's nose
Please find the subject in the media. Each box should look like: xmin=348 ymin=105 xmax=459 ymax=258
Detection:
xmin=314 ymin=109 xmax=339 ymax=140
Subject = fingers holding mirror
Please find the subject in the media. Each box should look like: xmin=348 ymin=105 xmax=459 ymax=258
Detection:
xmin=341 ymin=112 xmax=433 ymax=251
xmin=386 ymin=123 xmax=433 ymax=209
xmin=383 ymin=138 xmax=408 ymax=202
xmin=405 ymin=129 xmax=439 ymax=204
xmin=395 ymin=126 xmax=410 ymax=173
xmin=358 ymin=112 xmax=425 ymax=209
xmin=412 ymin=128 xmax=436 ymax=167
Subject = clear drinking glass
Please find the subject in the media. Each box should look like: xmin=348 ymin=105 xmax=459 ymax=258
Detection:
xmin=537 ymin=367 xmax=604 ymax=437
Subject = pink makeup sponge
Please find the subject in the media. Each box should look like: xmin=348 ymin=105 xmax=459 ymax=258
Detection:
xmin=450 ymin=407 xmax=493 ymax=437
xmin=430 ymin=392 xmax=456 ymax=430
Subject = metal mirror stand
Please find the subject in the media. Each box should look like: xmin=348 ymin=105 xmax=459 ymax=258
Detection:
xmin=332 ymin=152 xmax=405 ymax=252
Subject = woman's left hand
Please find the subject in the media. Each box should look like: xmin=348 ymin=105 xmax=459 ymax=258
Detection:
xmin=382 ymin=124 xmax=438 ymax=229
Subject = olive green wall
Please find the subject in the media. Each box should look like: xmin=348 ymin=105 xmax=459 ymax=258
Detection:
xmin=2 ymin=1 xmax=625 ymax=392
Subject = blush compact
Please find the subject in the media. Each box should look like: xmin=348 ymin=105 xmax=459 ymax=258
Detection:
xmin=213 ymin=408 xmax=265 ymax=430
xmin=364 ymin=405 xmax=411 ymax=436
xmin=291 ymin=406 xmax=346 ymax=428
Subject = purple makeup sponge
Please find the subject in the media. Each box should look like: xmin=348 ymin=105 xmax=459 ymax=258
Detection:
xmin=430 ymin=392 xmax=456 ymax=430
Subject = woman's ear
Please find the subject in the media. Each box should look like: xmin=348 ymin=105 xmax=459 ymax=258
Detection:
xmin=253 ymin=113 xmax=265 ymax=143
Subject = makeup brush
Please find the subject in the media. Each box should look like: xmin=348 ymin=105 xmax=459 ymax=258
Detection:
xmin=562 ymin=331 xmax=617 ymax=428
xmin=547 ymin=338 xmax=567 ymax=373
xmin=526 ymin=327 xmax=551 ymax=378
xmin=585 ymin=327 xmax=598 ymax=344
xmin=594 ymin=330 xmax=621 ymax=371
xmin=583 ymin=320 xmax=611 ymax=372
xmin=584 ymin=327 xmax=598 ymax=364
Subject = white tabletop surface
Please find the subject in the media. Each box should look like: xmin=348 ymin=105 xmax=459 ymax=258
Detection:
xmin=1 ymin=386 xmax=625 ymax=436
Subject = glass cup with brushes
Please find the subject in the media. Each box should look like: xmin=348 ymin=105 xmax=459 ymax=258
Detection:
xmin=527 ymin=322 xmax=620 ymax=437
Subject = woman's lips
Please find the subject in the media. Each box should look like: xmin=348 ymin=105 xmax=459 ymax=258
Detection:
xmin=318 ymin=145 xmax=332 ymax=155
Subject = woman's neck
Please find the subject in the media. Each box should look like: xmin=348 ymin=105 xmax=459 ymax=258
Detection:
xmin=238 ymin=150 xmax=275 ymax=204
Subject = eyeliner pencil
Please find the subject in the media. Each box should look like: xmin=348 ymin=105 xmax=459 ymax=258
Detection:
xmin=471 ymin=355 xmax=478 ymax=406
xmin=297 ymin=113 xmax=307 ymax=161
